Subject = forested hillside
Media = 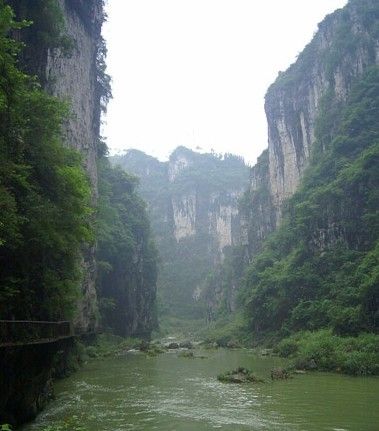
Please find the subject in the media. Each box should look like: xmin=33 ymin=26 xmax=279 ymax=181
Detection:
xmin=0 ymin=2 xmax=93 ymax=322
xmin=243 ymin=67 xmax=379 ymax=336
xmin=0 ymin=0 xmax=158 ymax=337
xmin=0 ymin=2 xmax=160 ymax=423
xmin=96 ymin=159 xmax=157 ymax=337
xmin=112 ymin=147 xmax=250 ymax=323
xmin=206 ymin=0 xmax=379 ymax=375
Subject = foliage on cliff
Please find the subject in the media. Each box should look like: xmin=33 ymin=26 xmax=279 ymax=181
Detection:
xmin=96 ymin=159 xmax=158 ymax=338
xmin=6 ymin=0 xmax=75 ymax=80
xmin=267 ymin=0 xmax=379 ymax=97
xmin=242 ymin=67 xmax=379 ymax=337
xmin=169 ymin=147 xmax=248 ymax=195
xmin=0 ymin=2 xmax=92 ymax=320
xmin=111 ymin=147 xmax=249 ymax=322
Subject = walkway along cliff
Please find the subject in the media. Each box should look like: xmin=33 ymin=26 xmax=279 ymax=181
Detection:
xmin=0 ymin=0 xmax=157 ymax=425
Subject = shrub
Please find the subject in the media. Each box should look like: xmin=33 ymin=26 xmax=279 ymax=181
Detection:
xmin=277 ymin=330 xmax=379 ymax=375
xmin=276 ymin=338 xmax=299 ymax=357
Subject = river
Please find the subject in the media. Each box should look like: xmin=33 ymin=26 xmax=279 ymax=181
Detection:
xmin=22 ymin=348 xmax=379 ymax=431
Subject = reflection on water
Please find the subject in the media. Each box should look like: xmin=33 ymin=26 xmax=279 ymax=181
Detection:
xmin=22 ymin=349 xmax=379 ymax=431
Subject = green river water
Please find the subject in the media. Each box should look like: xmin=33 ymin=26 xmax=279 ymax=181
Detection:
xmin=22 ymin=348 xmax=379 ymax=431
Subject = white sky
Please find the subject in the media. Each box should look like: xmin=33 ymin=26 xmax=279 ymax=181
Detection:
xmin=102 ymin=0 xmax=347 ymax=165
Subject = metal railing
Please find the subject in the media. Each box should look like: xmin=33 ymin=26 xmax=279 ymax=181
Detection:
xmin=0 ymin=320 xmax=73 ymax=346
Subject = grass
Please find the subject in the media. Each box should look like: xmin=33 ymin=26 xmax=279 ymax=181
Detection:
xmin=82 ymin=333 xmax=143 ymax=360
xmin=201 ymin=313 xmax=250 ymax=347
xmin=275 ymin=330 xmax=379 ymax=376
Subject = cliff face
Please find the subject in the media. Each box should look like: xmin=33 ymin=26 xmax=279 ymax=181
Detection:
xmin=111 ymin=147 xmax=249 ymax=318
xmin=113 ymin=147 xmax=248 ymax=258
xmin=44 ymin=0 xmax=103 ymax=331
xmin=240 ymin=0 xmax=379 ymax=260
xmin=46 ymin=0 xmax=102 ymax=191
xmin=169 ymin=151 xmax=244 ymax=255
xmin=240 ymin=150 xmax=276 ymax=257
xmin=205 ymin=0 xmax=379 ymax=322
xmin=96 ymin=159 xmax=158 ymax=338
xmin=264 ymin=0 xmax=379 ymax=222
xmin=237 ymin=0 xmax=379 ymax=339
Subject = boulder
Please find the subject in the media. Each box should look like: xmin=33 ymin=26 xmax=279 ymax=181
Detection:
xmin=179 ymin=340 xmax=193 ymax=349
xmin=226 ymin=340 xmax=241 ymax=349
xmin=139 ymin=341 xmax=150 ymax=352
xmin=218 ymin=367 xmax=264 ymax=384
xmin=271 ymin=367 xmax=290 ymax=380
xmin=167 ymin=342 xmax=179 ymax=349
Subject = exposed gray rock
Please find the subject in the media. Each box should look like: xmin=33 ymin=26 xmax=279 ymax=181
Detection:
xmin=243 ymin=0 xmax=379 ymax=264
xmin=265 ymin=0 xmax=379 ymax=223
xmin=43 ymin=0 xmax=104 ymax=331
xmin=167 ymin=342 xmax=180 ymax=349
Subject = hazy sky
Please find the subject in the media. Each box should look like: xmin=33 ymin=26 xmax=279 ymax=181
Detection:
xmin=102 ymin=0 xmax=347 ymax=165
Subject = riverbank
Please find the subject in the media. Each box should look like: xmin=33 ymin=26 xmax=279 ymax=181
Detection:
xmin=4 ymin=330 xmax=377 ymax=430
xmin=201 ymin=315 xmax=379 ymax=376
xmin=93 ymin=326 xmax=379 ymax=378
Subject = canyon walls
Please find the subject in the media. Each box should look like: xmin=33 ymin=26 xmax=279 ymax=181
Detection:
xmin=243 ymin=0 xmax=379 ymax=257
xmin=111 ymin=147 xmax=250 ymax=318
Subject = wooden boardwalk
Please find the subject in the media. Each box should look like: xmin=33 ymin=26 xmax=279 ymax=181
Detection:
xmin=0 ymin=320 xmax=91 ymax=347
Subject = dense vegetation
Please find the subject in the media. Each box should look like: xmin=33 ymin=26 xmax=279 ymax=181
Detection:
xmin=0 ymin=0 xmax=157 ymax=336
xmin=239 ymin=67 xmax=379 ymax=374
xmin=0 ymin=1 xmax=160 ymax=425
xmin=111 ymin=147 xmax=249 ymax=324
xmin=0 ymin=2 xmax=92 ymax=320
xmin=169 ymin=146 xmax=248 ymax=195
xmin=243 ymin=67 xmax=379 ymax=337
xmin=191 ymin=0 xmax=379 ymax=375
xmin=96 ymin=159 xmax=158 ymax=337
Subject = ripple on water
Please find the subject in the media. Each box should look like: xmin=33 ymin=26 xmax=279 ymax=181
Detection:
xmin=21 ymin=350 xmax=379 ymax=431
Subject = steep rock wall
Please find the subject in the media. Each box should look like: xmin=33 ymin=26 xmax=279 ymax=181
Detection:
xmin=44 ymin=0 xmax=103 ymax=330
xmin=46 ymin=0 xmax=102 ymax=191
xmin=240 ymin=150 xmax=276 ymax=258
xmin=265 ymin=0 xmax=379 ymax=221
xmin=167 ymin=148 xmax=246 ymax=257
xmin=9 ymin=0 xmax=104 ymax=330
xmin=172 ymin=192 xmax=197 ymax=241
xmin=111 ymin=147 xmax=249 ymax=317
xmin=113 ymin=147 xmax=249 ymax=259
xmin=207 ymin=0 xmax=379 ymax=321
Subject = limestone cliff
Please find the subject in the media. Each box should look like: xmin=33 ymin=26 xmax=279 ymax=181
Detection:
xmin=46 ymin=0 xmax=103 ymax=192
xmin=240 ymin=0 xmax=379 ymax=259
xmin=46 ymin=0 xmax=104 ymax=331
xmin=9 ymin=0 xmax=106 ymax=330
xmin=207 ymin=0 xmax=379 ymax=320
xmin=168 ymin=149 xmax=244 ymax=254
xmin=111 ymin=147 xmax=249 ymax=317
xmin=264 ymin=0 xmax=379 ymax=222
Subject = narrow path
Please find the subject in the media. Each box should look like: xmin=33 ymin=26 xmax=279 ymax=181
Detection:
xmin=0 ymin=320 xmax=96 ymax=347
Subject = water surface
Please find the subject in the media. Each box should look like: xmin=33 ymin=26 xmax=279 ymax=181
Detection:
xmin=23 ymin=349 xmax=379 ymax=430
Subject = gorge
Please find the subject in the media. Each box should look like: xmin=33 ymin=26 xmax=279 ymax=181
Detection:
xmin=111 ymin=147 xmax=249 ymax=321
xmin=0 ymin=0 xmax=378 ymax=429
